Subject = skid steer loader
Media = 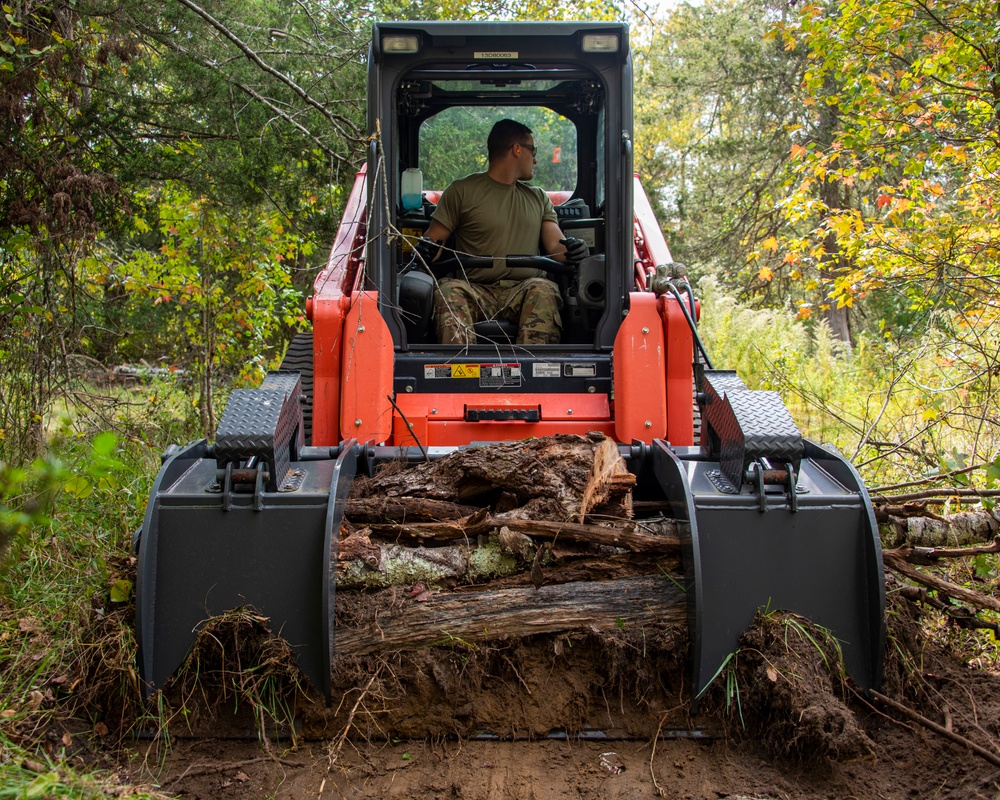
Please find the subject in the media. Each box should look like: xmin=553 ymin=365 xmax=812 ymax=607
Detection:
xmin=135 ymin=21 xmax=885 ymax=708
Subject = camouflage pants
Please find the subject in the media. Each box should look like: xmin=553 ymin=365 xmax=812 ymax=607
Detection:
xmin=433 ymin=277 xmax=562 ymax=345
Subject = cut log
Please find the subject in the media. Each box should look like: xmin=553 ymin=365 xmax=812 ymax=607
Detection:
xmin=348 ymin=433 xmax=633 ymax=522
xmin=879 ymin=509 xmax=1000 ymax=548
xmin=360 ymin=513 xmax=681 ymax=552
xmin=334 ymin=575 xmax=686 ymax=656
xmin=344 ymin=496 xmax=480 ymax=522
xmin=336 ymin=523 xmax=680 ymax=590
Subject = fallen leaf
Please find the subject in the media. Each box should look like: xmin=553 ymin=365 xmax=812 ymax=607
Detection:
xmin=110 ymin=579 xmax=132 ymax=603
xmin=234 ymin=771 xmax=249 ymax=782
xmin=766 ymin=665 xmax=779 ymax=682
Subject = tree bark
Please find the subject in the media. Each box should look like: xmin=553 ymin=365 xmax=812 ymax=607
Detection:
xmin=349 ymin=433 xmax=634 ymax=523
xmin=334 ymin=575 xmax=686 ymax=656
xmin=879 ymin=509 xmax=1000 ymax=548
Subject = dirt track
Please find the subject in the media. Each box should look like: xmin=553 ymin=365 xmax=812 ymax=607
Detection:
xmin=130 ymin=604 xmax=1000 ymax=800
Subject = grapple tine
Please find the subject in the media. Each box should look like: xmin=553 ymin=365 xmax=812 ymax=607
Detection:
xmin=652 ymin=441 xmax=885 ymax=706
xmin=651 ymin=370 xmax=885 ymax=709
xmin=135 ymin=373 xmax=360 ymax=701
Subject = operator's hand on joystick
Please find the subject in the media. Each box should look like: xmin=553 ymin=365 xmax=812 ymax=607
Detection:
xmin=560 ymin=237 xmax=589 ymax=264
xmin=414 ymin=236 xmax=441 ymax=265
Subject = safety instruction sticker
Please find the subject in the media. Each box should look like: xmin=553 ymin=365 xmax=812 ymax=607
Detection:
xmin=424 ymin=363 xmax=521 ymax=387
xmin=424 ymin=364 xmax=480 ymax=379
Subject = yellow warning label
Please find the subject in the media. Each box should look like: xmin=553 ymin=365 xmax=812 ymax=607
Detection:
xmin=451 ymin=363 xmax=481 ymax=379
xmin=400 ymin=228 xmax=423 ymax=252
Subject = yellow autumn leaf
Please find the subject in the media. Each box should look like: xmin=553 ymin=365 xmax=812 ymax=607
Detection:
xmin=758 ymin=266 xmax=774 ymax=282
xmin=829 ymin=215 xmax=853 ymax=237
xmin=761 ymin=236 xmax=779 ymax=252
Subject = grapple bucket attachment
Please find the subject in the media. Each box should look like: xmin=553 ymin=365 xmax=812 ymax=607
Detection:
xmin=135 ymin=373 xmax=358 ymax=701
xmin=653 ymin=371 xmax=885 ymax=706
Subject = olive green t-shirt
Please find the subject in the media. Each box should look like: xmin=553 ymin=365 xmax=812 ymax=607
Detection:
xmin=431 ymin=172 xmax=558 ymax=282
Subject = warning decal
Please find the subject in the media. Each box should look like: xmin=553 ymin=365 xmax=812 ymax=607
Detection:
xmin=480 ymin=364 xmax=521 ymax=388
xmin=424 ymin=364 xmax=481 ymax=379
xmin=451 ymin=363 xmax=480 ymax=379
xmin=423 ymin=363 xmax=521 ymax=387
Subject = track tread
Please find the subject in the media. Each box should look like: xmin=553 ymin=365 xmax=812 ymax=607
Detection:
xmin=279 ymin=331 xmax=314 ymax=445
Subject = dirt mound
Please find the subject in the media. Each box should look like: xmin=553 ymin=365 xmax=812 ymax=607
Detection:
xmin=731 ymin=614 xmax=874 ymax=761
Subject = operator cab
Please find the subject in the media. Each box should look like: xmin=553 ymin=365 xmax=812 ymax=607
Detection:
xmin=393 ymin=74 xmax=608 ymax=347
xmin=369 ymin=22 xmax=633 ymax=362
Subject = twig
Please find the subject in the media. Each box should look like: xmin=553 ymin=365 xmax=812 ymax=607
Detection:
xmin=649 ymin=712 xmax=669 ymax=798
xmin=870 ymin=460 xmax=996 ymax=494
xmin=883 ymin=552 xmax=1000 ymax=614
xmin=162 ymin=756 xmax=305 ymax=788
xmin=328 ymin=666 xmax=382 ymax=767
xmin=893 ymin=583 xmax=1000 ymax=636
xmin=871 ymin=691 xmax=1000 ymax=768
xmin=885 ymin=536 xmax=1000 ymax=564
xmin=873 ymin=488 xmax=1000 ymax=504
xmin=387 ymin=394 xmax=428 ymax=461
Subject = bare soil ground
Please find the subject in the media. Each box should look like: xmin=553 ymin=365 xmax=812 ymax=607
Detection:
xmin=119 ymin=598 xmax=1000 ymax=800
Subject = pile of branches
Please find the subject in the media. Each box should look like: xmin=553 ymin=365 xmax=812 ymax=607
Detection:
xmin=873 ymin=474 xmax=1000 ymax=637
xmin=331 ymin=433 xmax=686 ymax=655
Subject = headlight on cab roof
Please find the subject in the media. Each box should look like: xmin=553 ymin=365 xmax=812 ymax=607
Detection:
xmin=383 ymin=34 xmax=419 ymax=53
xmin=581 ymin=33 xmax=619 ymax=53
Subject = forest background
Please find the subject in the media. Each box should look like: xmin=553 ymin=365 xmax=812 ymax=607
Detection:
xmin=0 ymin=0 xmax=999 ymax=794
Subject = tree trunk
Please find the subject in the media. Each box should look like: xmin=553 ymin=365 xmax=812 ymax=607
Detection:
xmin=350 ymin=433 xmax=635 ymax=523
xmin=879 ymin=509 xmax=1000 ymax=548
xmin=334 ymin=575 xmax=686 ymax=656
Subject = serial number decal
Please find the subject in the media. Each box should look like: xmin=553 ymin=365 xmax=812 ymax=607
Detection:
xmin=475 ymin=51 xmax=518 ymax=59
xmin=480 ymin=363 xmax=521 ymax=388
xmin=533 ymin=362 xmax=561 ymax=379
xmin=424 ymin=364 xmax=481 ymax=379
xmin=565 ymin=363 xmax=597 ymax=378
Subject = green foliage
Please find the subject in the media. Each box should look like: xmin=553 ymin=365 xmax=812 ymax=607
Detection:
xmin=100 ymin=182 xmax=312 ymax=435
xmin=0 ymin=455 xmax=67 ymax=568
xmin=764 ymin=0 xmax=1000 ymax=339
xmin=0 ymin=427 xmax=162 ymax=796
xmin=420 ymin=106 xmax=578 ymax=192
xmin=699 ymin=276 xmax=1000 ymax=490
xmin=0 ymin=430 xmax=125 ymax=577
xmin=633 ymin=0 xmax=803 ymax=285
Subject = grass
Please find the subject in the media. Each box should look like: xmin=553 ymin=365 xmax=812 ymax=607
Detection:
xmin=0 ymin=378 xmax=198 ymax=798
xmin=698 ymin=276 xmax=1000 ymax=495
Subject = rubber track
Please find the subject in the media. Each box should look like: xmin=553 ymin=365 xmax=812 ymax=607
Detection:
xmin=279 ymin=331 xmax=314 ymax=445
xmin=691 ymin=349 xmax=705 ymax=449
